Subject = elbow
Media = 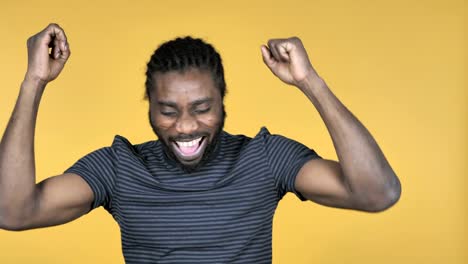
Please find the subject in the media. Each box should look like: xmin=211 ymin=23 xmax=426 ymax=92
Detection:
xmin=365 ymin=189 xmax=401 ymax=213
xmin=0 ymin=190 xmax=38 ymax=231
xmin=0 ymin=209 xmax=31 ymax=232
xmin=0 ymin=222 xmax=29 ymax=232
xmin=358 ymin=177 xmax=402 ymax=213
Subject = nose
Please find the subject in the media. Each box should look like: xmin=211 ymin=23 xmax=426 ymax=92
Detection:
xmin=175 ymin=112 xmax=198 ymax=135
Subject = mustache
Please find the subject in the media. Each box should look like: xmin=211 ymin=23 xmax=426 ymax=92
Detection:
xmin=170 ymin=132 xmax=209 ymax=142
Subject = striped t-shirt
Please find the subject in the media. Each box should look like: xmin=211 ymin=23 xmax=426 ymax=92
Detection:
xmin=65 ymin=127 xmax=321 ymax=263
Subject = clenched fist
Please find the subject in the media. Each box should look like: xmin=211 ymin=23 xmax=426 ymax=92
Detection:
xmin=261 ymin=37 xmax=319 ymax=89
xmin=24 ymin=23 xmax=70 ymax=85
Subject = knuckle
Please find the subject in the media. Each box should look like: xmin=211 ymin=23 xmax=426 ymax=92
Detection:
xmin=26 ymin=36 xmax=36 ymax=47
xmin=291 ymin=36 xmax=301 ymax=43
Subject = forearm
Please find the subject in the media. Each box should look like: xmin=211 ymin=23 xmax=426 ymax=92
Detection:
xmin=298 ymin=75 xmax=401 ymax=206
xmin=0 ymin=78 xmax=46 ymax=224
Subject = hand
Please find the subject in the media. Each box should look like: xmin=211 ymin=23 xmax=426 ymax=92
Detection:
xmin=24 ymin=23 xmax=71 ymax=85
xmin=261 ymin=37 xmax=318 ymax=88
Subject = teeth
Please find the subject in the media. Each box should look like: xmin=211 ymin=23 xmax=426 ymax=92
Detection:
xmin=176 ymin=137 xmax=202 ymax=147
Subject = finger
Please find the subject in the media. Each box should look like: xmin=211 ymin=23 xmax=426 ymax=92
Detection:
xmin=43 ymin=23 xmax=68 ymax=53
xmin=277 ymin=43 xmax=291 ymax=62
xmin=51 ymin=37 xmax=61 ymax=59
xmin=59 ymin=42 xmax=71 ymax=60
xmin=53 ymin=25 xmax=68 ymax=51
xmin=260 ymin=45 xmax=276 ymax=67
xmin=44 ymin=23 xmax=67 ymax=42
xmin=267 ymin=40 xmax=282 ymax=62
xmin=50 ymin=46 xmax=58 ymax=59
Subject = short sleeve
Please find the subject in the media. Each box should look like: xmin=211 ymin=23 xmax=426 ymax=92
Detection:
xmin=64 ymin=146 xmax=117 ymax=211
xmin=260 ymin=127 xmax=322 ymax=201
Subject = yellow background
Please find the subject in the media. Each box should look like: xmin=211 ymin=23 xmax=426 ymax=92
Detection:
xmin=0 ymin=0 xmax=466 ymax=263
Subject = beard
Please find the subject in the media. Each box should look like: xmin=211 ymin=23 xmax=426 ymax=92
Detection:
xmin=149 ymin=108 xmax=226 ymax=173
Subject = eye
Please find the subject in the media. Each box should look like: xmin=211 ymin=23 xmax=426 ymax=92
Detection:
xmin=161 ymin=111 xmax=177 ymax=117
xmin=194 ymin=108 xmax=210 ymax=114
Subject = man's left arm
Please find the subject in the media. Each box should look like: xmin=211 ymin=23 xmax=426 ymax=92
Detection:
xmin=261 ymin=37 xmax=401 ymax=212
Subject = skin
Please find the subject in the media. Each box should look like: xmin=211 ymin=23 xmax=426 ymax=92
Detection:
xmin=261 ymin=38 xmax=401 ymax=211
xmin=148 ymin=69 xmax=225 ymax=172
xmin=0 ymin=24 xmax=401 ymax=232
xmin=0 ymin=24 xmax=93 ymax=231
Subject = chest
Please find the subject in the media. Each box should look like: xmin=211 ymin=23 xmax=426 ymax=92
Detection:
xmin=110 ymin=157 xmax=279 ymax=249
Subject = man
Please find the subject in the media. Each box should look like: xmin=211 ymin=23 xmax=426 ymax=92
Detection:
xmin=0 ymin=24 xmax=401 ymax=263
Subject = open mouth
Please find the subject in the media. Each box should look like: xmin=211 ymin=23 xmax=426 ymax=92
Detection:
xmin=171 ymin=136 xmax=207 ymax=161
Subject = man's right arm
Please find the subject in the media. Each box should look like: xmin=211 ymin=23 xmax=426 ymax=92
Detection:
xmin=0 ymin=24 xmax=94 ymax=231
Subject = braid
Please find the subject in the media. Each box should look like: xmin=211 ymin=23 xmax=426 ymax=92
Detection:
xmin=145 ymin=36 xmax=226 ymax=100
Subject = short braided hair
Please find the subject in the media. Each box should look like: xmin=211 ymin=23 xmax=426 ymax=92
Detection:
xmin=145 ymin=36 xmax=226 ymax=100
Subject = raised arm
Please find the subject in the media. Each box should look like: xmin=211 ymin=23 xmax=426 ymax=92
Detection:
xmin=0 ymin=24 xmax=94 ymax=231
xmin=261 ymin=37 xmax=401 ymax=212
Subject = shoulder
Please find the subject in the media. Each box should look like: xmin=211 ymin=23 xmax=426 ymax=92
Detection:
xmin=252 ymin=126 xmax=322 ymax=170
xmin=220 ymin=130 xmax=252 ymax=147
xmin=223 ymin=126 xmax=307 ymax=151
xmin=106 ymin=135 xmax=162 ymax=162
xmin=252 ymin=126 xmax=295 ymax=142
xmin=252 ymin=126 xmax=314 ymax=152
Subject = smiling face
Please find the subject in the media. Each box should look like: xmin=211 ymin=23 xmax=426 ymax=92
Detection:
xmin=149 ymin=68 xmax=225 ymax=171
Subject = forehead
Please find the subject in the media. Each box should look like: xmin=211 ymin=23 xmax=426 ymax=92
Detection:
xmin=152 ymin=68 xmax=219 ymax=103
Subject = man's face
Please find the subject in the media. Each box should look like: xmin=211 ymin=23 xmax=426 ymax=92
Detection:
xmin=149 ymin=68 xmax=225 ymax=171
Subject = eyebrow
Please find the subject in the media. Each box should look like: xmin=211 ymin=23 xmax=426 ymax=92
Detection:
xmin=157 ymin=97 xmax=213 ymax=108
xmin=191 ymin=97 xmax=213 ymax=107
xmin=157 ymin=101 xmax=178 ymax=108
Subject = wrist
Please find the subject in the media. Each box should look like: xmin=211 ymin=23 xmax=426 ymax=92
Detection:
xmin=22 ymin=75 xmax=47 ymax=92
xmin=297 ymin=72 xmax=325 ymax=92
xmin=20 ymin=77 xmax=47 ymax=104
